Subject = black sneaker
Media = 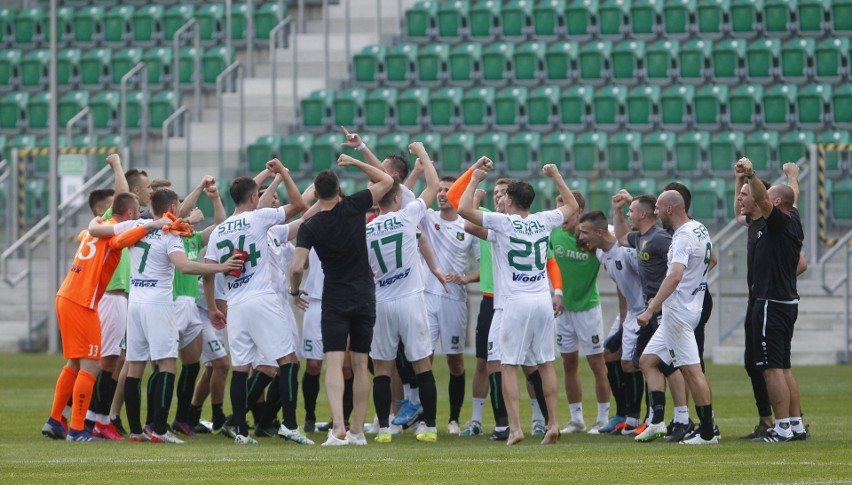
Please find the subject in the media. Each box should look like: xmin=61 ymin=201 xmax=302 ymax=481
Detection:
xmin=212 ymin=414 xmax=228 ymax=435
xmin=665 ymin=419 xmax=694 ymax=443
xmin=753 ymin=428 xmax=793 ymax=443
xmin=791 ymin=424 xmax=810 ymax=441
xmin=488 ymin=428 xmax=509 ymax=441
xmin=317 ymin=420 xmax=333 ymax=432
xmin=110 ymin=416 xmax=128 ymax=437
xmin=254 ymin=425 xmax=278 ymax=438
xmin=303 ymin=420 xmax=316 ymax=433
xmin=740 ymin=422 xmax=771 ymax=440
xmin=84 ymin=419 xmax=96 ymax=434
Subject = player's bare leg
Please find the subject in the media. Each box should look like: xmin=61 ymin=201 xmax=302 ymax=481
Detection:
xmin=325 ymin=351 xmax=347 ymax=440
xmin=536 ymin=361 xmax=560 ymax=444
xmin=501 ymin=364 xmax=524 ymax=445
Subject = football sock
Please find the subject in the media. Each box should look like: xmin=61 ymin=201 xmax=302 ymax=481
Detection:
xmin=410 ymin=386 xmax=421 ymax=406
xmin=396 ymin=348 xmax=416 ymax=385
xmin=246 ymin=372 xmax=273 ymax=426
xmin=278 ymin=363 xmax=300 ymax=430
xmin=189 ymin=404 xmax=203 ymax=426
xmin=489 ymin=372 xmax=508 ymax=428
xmin=416 ymin=370 xmax=438 ymax=428
xmin=674 ymin=405 xmax=690 ymax=425
xmin=606 ymin=361 xmax=625 ymax=417
xmin=230 ymin=371 xmax=250 ymax=436
xmin=650 ymin=391 xmax=666 ymax=425
xmin=175 ymin=363 xmax=200 ymax=423
xmin=568 ymin=402 xmax=583 ymax=423
xmin=70 ymin=370 xmax=97 ymax=431
xmin=212 ymin=403 xmax=226 ymax=424
xmin=87 ymin=370 xmax=107 ymax=416
xmin=145 ymin=368 xmax=160 ymax=426
xmin=526 ymin=370 xmax=548 ymax=425
xmin=623 ymin=371 xmax=644 ymax=419
xmin=775 ymin=418 xmax=793 ymax=438
xmin=373 ymin=376 xmax=392 ymax=428
xmin=448 ymin=372 xmax=465 ymax=422
xmin=597 ymin=402 xmax=610 ymax=424
xmin=124 ymin=376 xmax=143 ymax=435
xmin=750 ymin=374 xmax=773 ymax=420
xmin=301 ymin=371 xmax=320 ymax=422
xmin=402 ymin=384 xmax=411 ymax=402
xmin=790 ymin=417 xmax=804 ymax=433
xmin=103 ymin=376 xmax=118 ymax=419
xmin=259 ymin=376 xmax=281 ymax=429
xmin=342 ymin=377 xmax=354 ymax=426
xmin=50 ymin=366 xmax=78 ymax=423
xmin=471 ymin=398 xmax=486 ymax=423
xmin=643 ymin=383 xmax=651 ymax=423
xmin=152 ymin=371 xmax=175 ymax=435
xmin=696 ymin=404 xmax=715 ymax=440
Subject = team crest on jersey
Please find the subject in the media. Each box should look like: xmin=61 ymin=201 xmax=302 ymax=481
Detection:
xmin=591 ymin=335 xmax=599 ymax=344
xmin=669 ymin=349 xmax=676 ymax=359
xmin=273 ymin=238 xmax=281 ymax=247
xmin=456 ymin=232 xmax=465 ymax=241
xmin=452 ymin=336 xmax=459 ymax=345
xmin=615 ymin=260 xmax=622 ymax=270
xmin=434 ymin=223 xmax=440 ymax=231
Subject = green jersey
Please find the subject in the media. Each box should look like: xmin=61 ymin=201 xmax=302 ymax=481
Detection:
xmin=478 ymin=207 xmax=493 ymax=295
xmin=99 ymin=206 xmax=130 ymax=292
xmin=549 ymin=227 xmax=600 ymax=312
xmin=173 ymin=233 xmax=201 ymax=299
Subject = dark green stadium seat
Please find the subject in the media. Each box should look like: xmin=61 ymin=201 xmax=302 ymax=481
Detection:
xmin=90 ymin=90 xmax=119 ymax=131
xmin=527 ymin=86 xmax=560 ymax=129
xmin=626 ymin=84 xmax=661 ymax=130
xmin=58 ymin=91 xmax=89 ymax=127
xmin=565 ymin=0 xmax=598 ymax=39
xmin=729 ymin=83 xmax=764 ymax=128
xmin=469 ymin=0 xmax=501 ymax=39
xmin=21 ymin=50 xmax=49 ymax=88
xmin=696 ymin=0 xmax=729 ymax=38
xmin=228 ymin=3 xmax=253 ymax=42
xmin=559 ymin=85 xmax=593 ymax=130
xmin=663 ymin=0 xmax=695 ymax=38
xmin=540 ymin=132 xmax=574 ymax=173
xmin=462 ymin=86 xmax=495 ymax=130
xmin=28 ymin=92 xmax=50 ymax=130
xmin=111 ymin=48 xmax=143 ymax=85
xmin=495 ymin=86 xmax=527 ymax=128
xmin=544 ymin=41 xmax=578 ymax=83
xmin=513 ymin=41 xmax=546 ymax=83
xmin=730 ymin=0 xmax=763 ymax=38
xmin=797 ymin=83 xmax=831 ymax=128
xmin=693 ymin=178 xmax=727 ymax=221
xmin=25 ymin=179 xmax=48 ymax=219
xmin=607 ymin=131 xmax=640 ymax=174
xmin=397 ymin=87 xmax=429 ymax=129
xmin=247 ymin=134 xmax=284 ymax=172
xmin=437 ymin=0 xmax=469 ymax=39
xmin=342 ymin=133 xmax=379 ymax=174
xmin=71 ymin=134 xmax=96 ymax=150
xmin=781 ymin=37 xmax=815 ymax=81
xmin=679 ymin=39 xmax=711 ymax=83
xmin=798 ymin=0 xmax=830 ymax=36
xmin=417 ymin=43 xmax=450 ymax=84
xmin=594 ymin=85 xmax=626 ymax=129
xmin=763 ymin=83 xmax=798 ymax=127
xmin=529 ymin=178 xmax=557 ymax=213
xmin=814 ymin=37 xmax=848 ymax=81
xmin=675 ymin=131 xmax=709 ymax=174
xmin=386 ymin=43 xmax=418 ymax=85
xmin=442 ymin=132 xmax=475 ymax=173
xmin=534 ymin=0 xmax=567 ymax=37
xmin=744 ymin=130 xmax=779 ymax=173
xmin=0 ymin=8 xmax=15 ymax=46
xmin=254 ymin=3 xmax=286 ymax=41
xmin=0 ymin=49 xmax=21 ymax=90
xmin=641 ymin=131 xmax=675 ymax=174
xmin=150 ymin=91 xmax=179 ymax=129
xmin=122 ymin=91 xmax=149 ymax=131
xmin=3 ymin=134 xmax=35 ymax=164
xmin=333 ymin=88 xmax=367 ymax=128
xmin=578 ymin=40 xmax=611 ymax=83
xmin=449 ymin=43 xmax=481 ymax=85
xmin=482 ymin=42 xmax=514 ymax=84
xmin=709 ymin=131 xmax=744 ymax=173
xmin=566 ymin=178 xmax=590 ymax=202
xmin=631 ymin=0 xmax=663 ymax=38
xmin=817 ymin=131 xmax=849 ymax=173
xmin=354 ymin=45 xmax=387 ymax=85
xmin=52 ymin=5 xmax=77 ymax=43
xmin=694 ymin=85 xmax=729 ymax=129
xmin=612 ymin=40 xmax=645 ymax=83
xmin=0 ymin=91 xmax=27 ymax=129
xmin=74 ymin=6 xmax=105 ymax=44
xmin=177 ymin=46 xmax=202 ymax=86
xmin=143 ymin=47 xmax=172 ymax=86
xmin=104 ymin=5 xmax=134 ymax=45
xmin=429 ymin=87 xmax=463 ymax=130
xmin=374 ymin=133 xmax=410 ymax=162
xmin=195 ymin=4 xmax=224 ymax=43
xmin=572 ymin=132 xmax=607 ymax=174
xmin=589 ymin=178 xmax=620 ymax=214
xmin=779 ymin=131 xmax=815 ymax=165
xmin=366 ymin=87 xmax=399 ymax=129
xmin=196 ymin=180 xmax=232 ymax=218
xmin=56 ymin=48 xmax=81 ymax=88
xmin=132 ymin=4 xmax=164 ymax=44
xmin=598 ymin=0 xmax=629 ymax=38
xmin=406 ymin=1 xmax=438 ymax=40
xmin=279 ymin=132 xmax=313 ymax=174
xmin=506 ymin=131 xmax=541 ymax=176
xmin=833 ymin=84 xmax=852 ymax=129
xmin=764 ymin=0 xmax=796 ymax=36
xmin=661 ymin=85 xmax=695 ymax=129
xmin=502 ymin=0 xmax=534 ymax=38
xmin=15 ymin=6 xmax=45 ymax=45
xmin=98 ymin=134 xmax=127 ymax=150
xmin=747 ymin=38 xmax=781 ymax=82
xmin=163 ymin=5 xmax=195 ymax=41
xmin=625 ymin=178 xmax=658 ymax=198
xmin=310 ymin=133 xmax=344 ymax=173
xmin=301 ymin=89 xmax=335 ymax=129
xmin=646 ymin=40 xmax=678 ymax=83
xmin=713 ymin=38 xmax=746 ymax=83
xmin=417 ymin=132 xmax=443 ymax=165
xmin=830 ymin=179 xmax=852 ymax=222
xmin=202 ymin=46 xmax=234 ymax=84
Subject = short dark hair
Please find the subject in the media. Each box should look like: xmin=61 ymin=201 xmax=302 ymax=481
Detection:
xmin=314 ymin=170 xmax=340 ymax=200
xmin=663 ymin=182 xmax=692 ymax=213
xmin=557 ymin=190 xmax=585 ymax=210
xmin=633 ymin=194 xmax=657 ymax=215
xmin=88 ymin=189 xmax=114 ymax=215
xmin=579 ymin=210 xmax=608 ymax=230
xmin=440 ymin=176 xmax=457 ymax=184
xmin=506 ymin=181 xmax=535 ymax=211
xmin=383 ymin=154 xmax=410 ymax=181
xmin=112 ymin=192 xmax=137 ymax=217
xmin=151 ymin=188 xmax=179 ymax=217
xmin=124 ymin=169 xmax=148 ymax=192
xmin=229 ymin=176 xmax=258 ymax=206
xmin=378 ymin=181 xmax=401 ymax=208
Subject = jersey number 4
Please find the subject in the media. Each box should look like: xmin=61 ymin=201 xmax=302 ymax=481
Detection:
xmin=216 ymin=235 xmax=261 ymax=267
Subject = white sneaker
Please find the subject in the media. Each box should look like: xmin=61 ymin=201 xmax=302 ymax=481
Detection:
xmin=365 ymin=415 xmax=380 ymax=434
xmin=560 ymin=421 xmax=587 ymax=434
xmin=321 ymin=430 xmax=348 ymax=446
xmin=415 ymin=421 xmax=427 ymax=435
xmin=346 ymin=431 xmax=368 ymax=446
xmin=278 ymin=424 xmax=314 ymax=445
xmin=448 ymin=420 xmax=460 ymax=435
xmin=151 ymin=430 xmax=185 ymax=444
xmin=234 ymin=434 xmax=258 ymax=445
xmin=587 ymin=420 xmax=608 ymax=434
xmin=680 ymin=434 xmax=719 ymax=445
xmin=635 ymin=421 xmax=667 ymax=442
xmin=389 ymin=424 xmax=403 ymax=435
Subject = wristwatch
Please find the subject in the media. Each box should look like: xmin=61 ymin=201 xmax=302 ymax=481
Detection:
xmin=289 ymin=288 xmax=300 ymax=296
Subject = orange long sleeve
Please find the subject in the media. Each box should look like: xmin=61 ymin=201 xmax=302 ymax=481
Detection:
xmin=109 ymin=226 xmax=149 ymax=250
xmin=547 ymin=256 xmax=562 ymax=293
xmin=446 ymin=168 xmax=474 ymax=209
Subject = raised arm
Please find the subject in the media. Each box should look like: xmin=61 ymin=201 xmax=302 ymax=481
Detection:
xmin=405 ymin=158 xmax=423 ymax=191
xmin=410 ymin=142 xmax=439 ymax=207
xmin=464 ymin=220 xmax=489 ymax=241
xmin=337 ymin=154 xmax=393 ymax=205
xmin=737 ymin=157 xmax=773 ymax=219
xmin=447 ymin=157 xmax=493 ymax=209
xmin=612 ymin=191 xmax=632 ymax=247
xmin=106 ymin=154 xmax=128 ymax=194
xmin=783 ymin=162 xmax=801 ymax=208
xmin=267 ymin=158 xmax=308 ymax=219
xmin=257 ymin=173 xmax=282 ymax=209
xmin=178 ymin=175 xmax=216 ymax=218
xmin=341 ymin=127 xmax=384 ymax=171
xmin=733 ymin=165 xmax=748 ymax=226
xmin=457 ymin=169 xmax=488 ymax=227
xmin=542 ymin=164 xmax=577 ymax=221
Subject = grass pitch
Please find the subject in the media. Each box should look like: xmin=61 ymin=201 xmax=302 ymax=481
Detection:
xmin=0 ymin=353 xmax=849 ymax=484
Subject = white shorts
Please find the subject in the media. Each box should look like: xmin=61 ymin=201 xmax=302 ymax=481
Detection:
xmin=126 ymin=300 xmax=179 ymax=362
xmin=487 ymin=308 xmax=503 ymax=362
xmin=371 ymin=293 xmax=432 ymax=362
xmin=556 ymin=305 xmax=604 ymax=355
xmin=227 ymin=293 xmax=296 ymax=368
xmin=606 ymin=315 xmax=621 ymax=340
xmin=642 ymin=306 xmax=701 ymax=367
xmin=620 ymin=312 xmax=641 ymax=363
xmin=198 ymin=307 xmax=228 ymax=365
xmin=500 ymin=294 xmax=556 ymax=366
xmin=425 ymin=292 xmax=467 ymax=355
xmin=97 ymin=293 xmax=127 ymax=357
xmin=300 ymin=297 xmax=324 ymax=360
xmin=174 ymin=296 xmax=204 ymax=349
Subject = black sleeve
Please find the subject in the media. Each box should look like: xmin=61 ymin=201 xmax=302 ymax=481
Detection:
xmin=350 ymin=189 xmax=375 ymax=213
xmin=626 ymin=231 xmax=639 ymax=248
xmin=295 ymin=222 xmax=315 ymax=250
xmin=765 ymin=206 xmax=789 ymax=233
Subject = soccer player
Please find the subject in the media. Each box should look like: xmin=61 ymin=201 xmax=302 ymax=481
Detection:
xmin=636 ymin=191 xmax=717 ymax=445
xmin=458 ymin=164 xmax=578 ymax=445
xmin=189 ymin=273 xmax=230 ymax=433
xmin=296 ymin=248 xmax=325 ymax=432
xmin=203 ymin=159 xmax=309 ymax=445
xmin=125 ymin=169 xmax=153 ymax=218
xmin=42 ymin=189 xmax=168 ymax=442
xmin=734 ymin=158 xmax=807 ymax=443
xmin=289 ymin=155 xmax=394 ymax=446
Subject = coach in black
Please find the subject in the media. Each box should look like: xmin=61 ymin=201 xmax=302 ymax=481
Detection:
xmin=289 ymin=154 xmax=393 ymax=446
xmin=735 ymin=157 xmax=806 ymax=443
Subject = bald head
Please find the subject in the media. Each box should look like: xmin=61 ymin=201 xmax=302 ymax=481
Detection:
xmin=768 ymin=184 xmax=795 ymax=211
xmin=658 ymin=190 xmax=685 ymax=212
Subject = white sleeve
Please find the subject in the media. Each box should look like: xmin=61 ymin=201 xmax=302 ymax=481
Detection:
xmin=540 ymin=209 xmax=565 ymax=231
xmin=258 ymin=207 xmax=287 ymax=227
xmin=406 ymin=199 xmax=427 ymax=222
xmin=471 ymin=237 xmax=480 ymax=261
xmin=268 ymin=224 xmax=290 ymax=243
xmin=204 ymin=232 xmax=220 ymax=261
xmin=486 ymin=229 xmax=496 ymax=243
xmin=401 ymin=185 xmax=416 ymax=206
xmin=482 ymin=212 xmax=509 ymax=232
xmin=167 ymin=234 xmax=185 ymax=255
xmin=113 ymin=219 xmax=141 ymax=234
xmin=625 ymin=247 xmax=640 ymax=273
xmin=669 ymin=234 xmax=692 ymax=268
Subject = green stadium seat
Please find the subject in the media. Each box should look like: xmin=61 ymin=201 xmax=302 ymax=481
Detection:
xmin=713 ymin=38 xmax=746 ymax=83
xmin=572 ymin=132 xmax=607 ymax=173
xmin=763 ymin=83 xmax=798 ymax=127
xmin=202 ymin=46 xmax=234 ymax=84
xmin=247 ymin=134 xmax=284 ymax=172
xmin=21 ymin=50 xmax=49 ymax=88
xmin=646 ymin=40 xmax=678 ymax=83
xmin=589 ymin=178 xmax=620 ymax=214
xmin=534 ymin=0 xmax=567 ymax=37
xmin=502 ymin=0 xmax=534 ymax=38
xmin=406 ymin=1 xmax=438 ymax=40
xmin=482 ymin=42 xmax=514 ymax=84
xmin=506 ymin=131 xmax=541 ymax=176
xmin=631 ymin=0 xmax=663 ymax=38
xmin=747 ymin=38 xmax=781 ymax=82
xmin=594 ymin=85 xmax=626 ymax=129
xmin=437 ymin=0 xmax=469 ymax=39
xmin=797 ymin=83 xmax=831 ymax=128
xmin=0 ymin=49 xmax=21 ymax=90
xmin=342 ymin=133 xmax=378 ymax=173
xmin=462 ymin=86 xmax=495 ymax=130
xmin=177 ymin=46 xmax=202 ymax=86
xmin=132 ymin=4 xmax=164 ymax=44
xmin=449 ymin=42 xmax=481 ymax=85
xmin=662 ymin=0 xmax=695 ymax=38
xmin=527 ymin=85 xmax=560 ymax=129
xmin=675 ymin=131 xmax=709 ymax=174
xmin=514 ymin=41 xmax=546 ymax=83
xmin=495 ymin=86 xmax=527 ymax=128
xmin=598 ymin=0 xmax=629 ymax=38
xmin=354 ymin=44 xmax=387 ymax=85
xmin=529 ymin=178 xmax=557 ymax=213
xmin=90 ymin=90 xmax=119 ymax=131
xmin=729 ymin=83 xmax=764 ymax=128
xmin=612 ymin=40 xmax=645 ymax=83
xmin=694 ymin=85 xmax=729 ymax=129
xmin=817 ymin=131 xmax=849 ymax=173
xmin=150 ymin=91 xmax=179 ymax=129
xmin=229 ymin=3 xmax=254 ymax=42
xmin=779 ymin=131 xmax=815 ymax=165
xmin=98 ymin=134 xmax=127 ymax=150
xmin=386 ymin=43 xmax=418 ymax=85
xmin=429 ymin=87 xmax=463 ymax=130
xmin=764 ymin=0 xmax=796 ymax=36
xmin=143 ymin=47 xmax=172 ymax=86
xmin=625 ymin=178 xmax=658 ymax=198
xmin=58 ymin=90 xmax=89 ymax=127
xmin=709 ymin=131 xmax=744 ymax=173
xmin=417 ymin=43 xmax=450 ymax=84
xmin=814 ymin=37 xmax=848 ymax=81
xmin=540 ymin=132 xmax=574 ymax=173
xmin=661 ymin=85 xmax=695 ymax=129
xmin=111 ymin=48 xmax=143 ymax=85
xmin=310 ymin=133 xmax=344 ymax=173
xmin=397 ymin=87 xmax=429 ymax=129
xmin=696 ymin=0 xmax=729 ymax=38
xmin=744 ymin=130 xmax=779 ymax=173
xmin=564 ymin=0 xmax=598 ymax=39
xmin=730 ymin=0 xmax=763 ymax=38
xmin=3 ymin=134 xmax=35 ymax=164
xmin=607 ymin=131 xmax=640 ymax=174
xmin=196 ymin=180 xmax=232 ymax=218
xmin=830 ymin=179 xmax=852 ymax=222
xmin=679 ymin=39 xmax=711 ymax=83
xmin=27 ymin=92 xmax=49 ymax=130
xmin=195 ymin=4 xmax=225 ymax=43
xmin=416 ymin=132 xmax=443 ymax=165
xmin=301 ymin=89 xmax=335 ymax=129
xmin=163 ymin=5 xmax=194 ymax=41
xmin=781 ymin=37 xmax=815 ymax=81
xmin=469 ymin=0 xmax=501 ymax=39
xmin=544 ymin=41 xmax=578 ymax=83
xmin=374 ymin=132 xmax=410 ymax=162
xmin=25 ymin=179 xmax=48 ymax=219
xmin=640 ymin=131 xmax=675 ymax=174
xmin=0 ymin=91 xmax=27 ymax=129
xmin=279 ymin=132 xmax=313 ymax=174
xmin=693 ymin=178 xmax=727 ymax=221
xmin=626 ymin=84 xmax=660 ymax=129
xmin=56 ymin=48 xmax=81 ymax=88
xmin=798 ymin=0 xmax=830 ymax=35
xmin=365 ymin=87 xmax=399 ymax=129
xmin=74 ymin=6 xmax=105 ymax=44
xmin=0 ymin=8 xmax=15 ymax=46
xmin=333 ymin=88 xmax=367 ymax=128
xmin=833 ymin=84 xmax=852 ymax=129
xmin=442 ymin=131 xmax=475 ymax=173
xmin=559 ymin=85 xmax=593 ymax=130
xmin=122 ymin=90 xmax=149 ymax=131
xmin=15 ymin=6 xmax=45 ymax=45
xmin=254 ymin=3 xmax=287 ymax=41
xmin=578 ymin=40 xmax=611 ymax=83
xmin=104 ymin=5 xmax=134 ymax=45
xmin=50 ymin=6 xmax=76 ymax=44
xmin=566 ymin=179 xmax=590 ymax=203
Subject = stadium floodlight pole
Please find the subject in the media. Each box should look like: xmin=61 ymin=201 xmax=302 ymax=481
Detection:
xmin=48 ymin=0 xmax=59 ymax=354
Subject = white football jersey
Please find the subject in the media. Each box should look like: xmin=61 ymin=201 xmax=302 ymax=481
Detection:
xmin=267 ymin=224 xmax=295 ymax=298
xmin=487 ymin=229 xmax=509 ymax=310
xmin=366 ymin=199 xmax=427 ymax=303
xmin=422 ymin=209 xmax=480 ymax=300
xmin=665 ymin=220 xmax=713 ymax=313
xmin=596 ymin=243 xmax=646 ymax=315
xmin=124 ymin=222 xmax=185 ymax=304
xmin=204 ymin=207 xmax=287 ymax=305
xmin=483 ymin=209 xmax=564 ymax=299
xmin=302 ymin=248 xmax=324 ymax=300
xmin=401 ymin=184 xmax=416 ymax=207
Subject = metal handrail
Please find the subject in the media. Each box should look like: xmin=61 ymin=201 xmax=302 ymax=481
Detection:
xmin=247 ymin=0 xmax=255 ymax=77
xmin=269 ymin=16 xmax=293 ymax=132
xmin=119 ymin=62 xmax=148 ymax=165
xmin=173 ymin=18 xmax=202 ymax=121
xmin=65 ymin=107 xmax=94 ymax=145
xmin=216 ymin=61 xmax=245 ymax=177
xmin=819 ymin=228 xmax=852 ymax=293
xmin=162 ymin=105 xmax=192 ymax=194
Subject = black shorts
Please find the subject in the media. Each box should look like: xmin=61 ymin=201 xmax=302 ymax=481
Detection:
xmin=475 ymin=296 xmax=494 ymax=360
xmin=632 ymin=312 xmax=660 ymax=369
xmin=743 ymin=297 xmax=758 ymax=372
xmin=752 ymin=299 xmax=798 ymax=370
xmin=321 ymin=299 xmax=376 ymax=354
xmin=695 ymin=291 xmax=713 ymax=368
xmin=604 ymin=328 xmax=623 ymax=354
